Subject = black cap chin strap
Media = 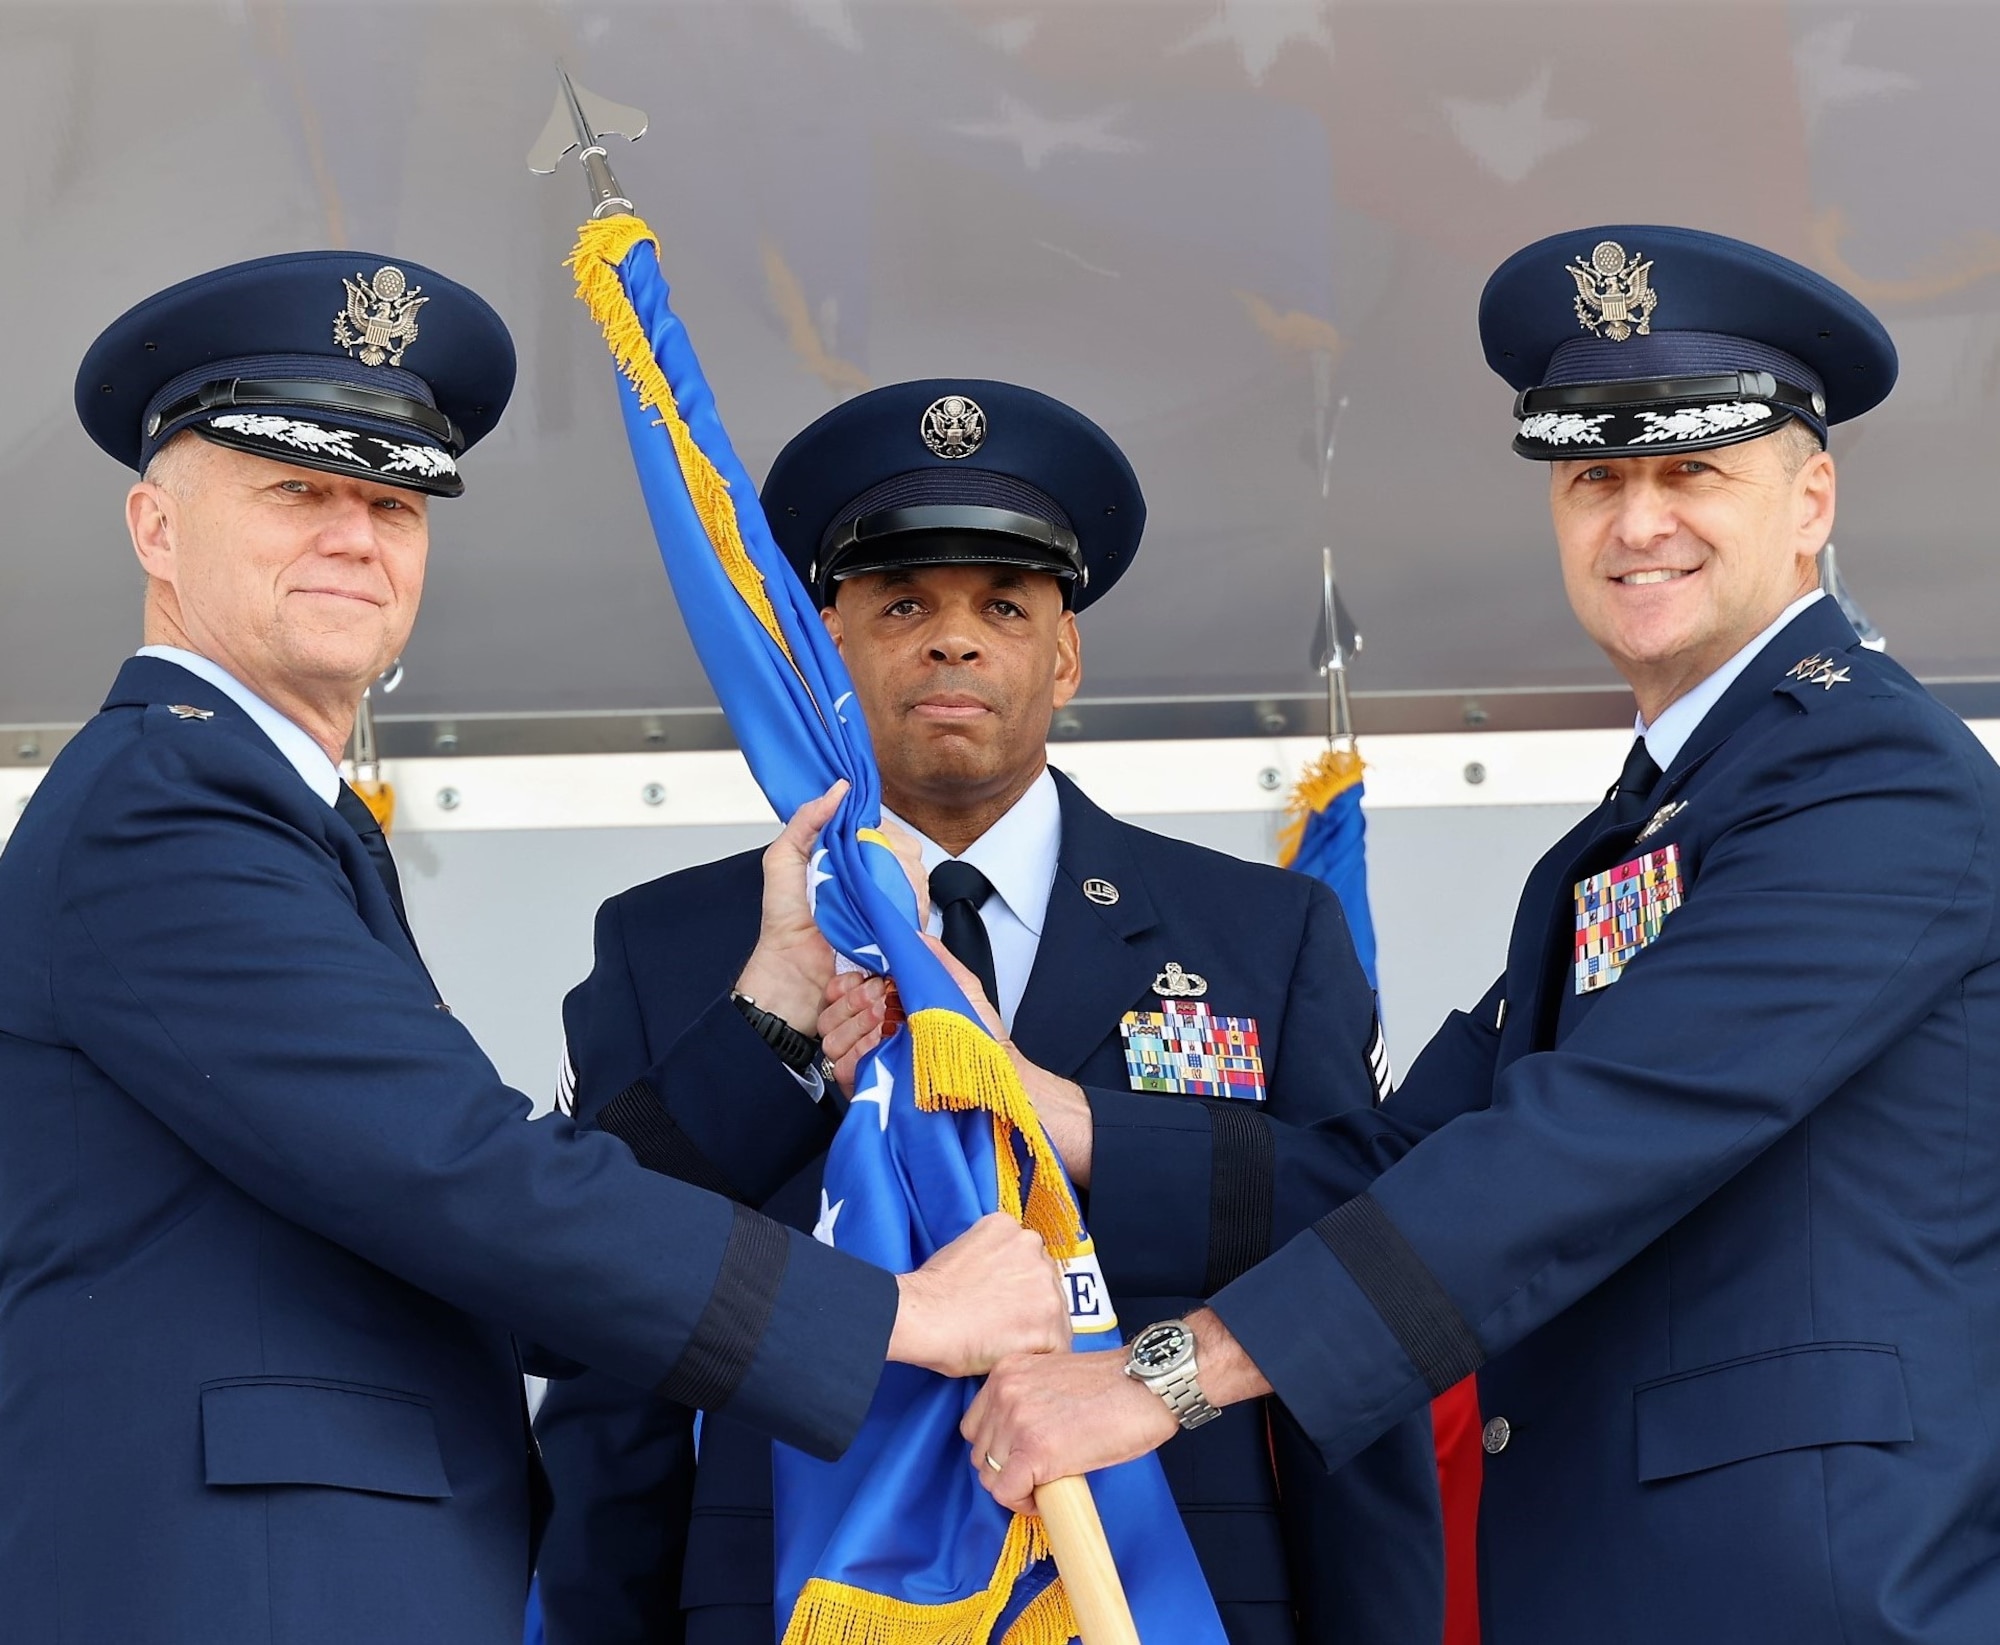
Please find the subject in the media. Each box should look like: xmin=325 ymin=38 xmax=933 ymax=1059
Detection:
xmin=1515 ymin=369 xmax=1826 ymax=423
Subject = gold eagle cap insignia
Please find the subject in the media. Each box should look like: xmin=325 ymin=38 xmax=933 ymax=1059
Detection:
xmin=334 ymin=266 xmax=428 ymax=367
xmin=1569 ymin=241 xmax=1658 ymax=342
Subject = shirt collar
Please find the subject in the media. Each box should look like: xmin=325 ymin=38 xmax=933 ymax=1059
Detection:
xmin=136 ymin=646 xmax=342 ymax=806
xmin=886 ymin=767 xmax=1062 ymax=937
xmin=1637 ymin=589 xmax=1826 ymax=772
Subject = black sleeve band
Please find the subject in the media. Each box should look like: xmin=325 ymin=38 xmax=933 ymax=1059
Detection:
xmin=1313 ymin=1193 xmax=1485 ymax=1396
xmin=656 ymin=1202 xmax=791 ymax=1411
xmin=1204 ymin=1102 xmax=1275 ymax=1294
xmin=596 ymin=1079 xmax=739 ymax=1201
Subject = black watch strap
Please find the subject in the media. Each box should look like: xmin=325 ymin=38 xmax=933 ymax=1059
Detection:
xmin=730 ymin=990 xmax=823 ymax=1076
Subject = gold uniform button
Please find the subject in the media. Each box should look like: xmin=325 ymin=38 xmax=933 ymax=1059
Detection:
xmin=1481 ymin=1415 xmax=1512 ymax=1455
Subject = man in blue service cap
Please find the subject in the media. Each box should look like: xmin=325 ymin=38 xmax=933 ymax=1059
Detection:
xmin=533 ymin=379 xmax=1444 ymax=1645
xmin=0 ymin=257 xmax=1074 ymax=1645
xmin=965 ymin=226 xmax=2000 ymax=1645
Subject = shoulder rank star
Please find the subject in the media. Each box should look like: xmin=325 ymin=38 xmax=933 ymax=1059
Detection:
xmin=1153 ymin=962 xmax=1208 ymax=999
xmin=1786 ymin=654 xmax=1851 ymax=690
xmin=166 ymin=704 xmax=214 ymax=720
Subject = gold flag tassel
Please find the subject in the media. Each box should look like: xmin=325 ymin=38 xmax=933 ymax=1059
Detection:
xmin=1275 ymin=746 xmax=1365 ymax=872
xmin=782 ymin=1512 xmax=1078 ymax=1645
xmin=566 ymin=213 xmax=795 ymax=666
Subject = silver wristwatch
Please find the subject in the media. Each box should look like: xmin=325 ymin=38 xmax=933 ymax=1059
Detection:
xmin=1123 ymin=1318 xmax=1221 ymax=1431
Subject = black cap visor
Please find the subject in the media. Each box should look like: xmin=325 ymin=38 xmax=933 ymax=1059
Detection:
xmin=190 ymin=409 xmax=463 ymax=497
xmin=1514 ymin=370 xmax=1825 ymax=462
xmin=815 ymin=505 xmax=1082 ymax=604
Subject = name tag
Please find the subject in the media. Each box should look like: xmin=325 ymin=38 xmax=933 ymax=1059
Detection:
xmin=1574 ymin=843 xmax=1683 ymax=994
xmin=1119 ymin=1001 xmax=1266 ymax=1101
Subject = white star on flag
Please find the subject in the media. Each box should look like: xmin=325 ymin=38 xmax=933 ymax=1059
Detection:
xmin=951 ymin=93 xmax=1143 ymax=172
xmin=813 ymin=1188 xmax=845 ymax=1246
xmin=1793 ymin=20 xmax=1916 ymax=134
xmin=852 ymin=1058 xmax=894 ymax=1132
xmin=1442 ymin=64 xmax=1588 ymax=185
xmin=807 ymin=847 xmax=833 ymax=917
xmin=1176 ymin=0 xmax=1333 ymax=85
xmin=833 ymin=691 xmax=854 ymax=723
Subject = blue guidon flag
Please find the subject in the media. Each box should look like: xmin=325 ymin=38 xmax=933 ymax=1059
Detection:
xmin=568 ymin=214 xmax=1224 ymax=1645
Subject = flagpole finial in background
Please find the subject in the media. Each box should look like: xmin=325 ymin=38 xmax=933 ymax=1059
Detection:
xmin=527 ymin=64 xmax=649 ymax=219
xmin=1315 ymin=546 xmax=1362 ymax=748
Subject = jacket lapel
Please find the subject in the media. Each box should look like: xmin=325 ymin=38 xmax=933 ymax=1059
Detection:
xmin=1510 ymin=598 xmax=1864 ymax=1051
xmin=103 ymin=656 xmax=434 ymax=985
xmin=1009 ymin=772 xmax=1161 ymax=1077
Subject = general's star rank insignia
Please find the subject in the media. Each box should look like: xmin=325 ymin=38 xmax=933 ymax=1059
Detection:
xmin=166 ymin=704 xmax=214 ymax=721
xmin=1119 ymin=1001 xmax=1265 ymax=1100
xmin=1786 ymin=654 xmax=1851 ymax=690
xmin=1574 ymin=843 xmax=1684 ymax=994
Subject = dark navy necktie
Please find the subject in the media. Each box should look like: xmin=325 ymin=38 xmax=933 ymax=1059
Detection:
xmin=1608 ymin=736 xmax=1664 ymax=831
xmin=929 ymin=859 xmax=1000 ymax=1011
xmin=335 ymin=782 xmax=412 ymax=931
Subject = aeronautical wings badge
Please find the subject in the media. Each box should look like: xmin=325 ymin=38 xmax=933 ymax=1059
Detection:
xmin=335 ymin=266 xmax=428 ymax=367
xmin=1569 ymin=240 xmax=1657 ymax=342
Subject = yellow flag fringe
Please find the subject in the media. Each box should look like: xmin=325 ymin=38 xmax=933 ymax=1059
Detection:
xmin=1275 ymin=746 xmax=1366 ymax=870
xmin=905 ymin=1009 xmax=1086 ymax=1257
xmin=780 ymin=1511 xmax=1078 ymax=1645
xmin=566 ymin=214 xmax=795 ymax=665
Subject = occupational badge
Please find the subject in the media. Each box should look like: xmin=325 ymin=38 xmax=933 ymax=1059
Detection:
xmin=1568 ymin=240 xmax=1657 ymax=341
xmin=1573 ymin=843 xmax=1684 ymax=994
xmin=166 ymin=704 xmax=214 ymax=721
xmin=335 ymin=265 xmax=428 ymax=367
xmin=920 ymin=394 xmax=986 ymax=459
xmin=1119 ymin=1001 xmax=1265 ymax=1100
xmin=1634 ymin=800 xmax=1686 ymax=844
xmin=1152 ymin=962 xmax=1207 ymax=999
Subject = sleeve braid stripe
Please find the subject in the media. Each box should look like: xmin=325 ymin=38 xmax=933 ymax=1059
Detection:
xmin=1204 ymin=1102 xmax=1276 ymax=1293
xmin=1314 ymin=1192 xmax=1485 ymax=1396
xmin=656 ymin=1203 xmax=792 ymax=1412
xmin=596 ymin=1079 xmax=739 ymax=1201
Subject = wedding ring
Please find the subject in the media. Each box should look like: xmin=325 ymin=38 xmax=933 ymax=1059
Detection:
xmin=985 ymin=1452 xmax=1005 ymax=1472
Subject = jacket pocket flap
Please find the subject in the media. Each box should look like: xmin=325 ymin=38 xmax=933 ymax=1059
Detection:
xmin=1635 ymin=1343 xmax=1911 ymax=1483
xmin=680 ymin=1509 xmax=775 ymax=1609
xmin=201 ymin=1378 xmax=451 ymax=1499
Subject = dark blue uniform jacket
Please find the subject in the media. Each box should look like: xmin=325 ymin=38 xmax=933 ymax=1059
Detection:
xmin=0 ymin=657 xmax=897 ymax=1645
xmin=1196 ymin=600 xmax=2000 ymax=1644
xmin=535 ymin=773 xmax=1442 ymax=1644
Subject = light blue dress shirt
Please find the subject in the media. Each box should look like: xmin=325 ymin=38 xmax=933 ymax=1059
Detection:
xmin=136 ymin=645 xmax=341 ymax=806
xmin=1637 ymin=589 xmax=1826 ymax=770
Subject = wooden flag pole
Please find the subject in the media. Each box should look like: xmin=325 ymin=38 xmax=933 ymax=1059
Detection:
xmin=1035 ymin=1475 xmax=1141 ymax=1645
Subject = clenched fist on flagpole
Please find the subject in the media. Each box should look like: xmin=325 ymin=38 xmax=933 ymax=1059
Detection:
xmin=887 ymin=1212 xmax=1073 ymax=1378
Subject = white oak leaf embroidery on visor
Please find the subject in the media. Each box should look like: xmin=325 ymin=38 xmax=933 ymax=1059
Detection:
xmin=209 ymin=413 xmax=371 ymax=466
xmin=1519 ymin=410 xmax=1615 ymax=446
xmin=1631 ymin=401 xmax=1774 ymax=444
xmin=371 ymin=438 xmax=458 ymax=480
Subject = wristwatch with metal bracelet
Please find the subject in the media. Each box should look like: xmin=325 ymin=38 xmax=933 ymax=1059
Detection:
xmin=1123 ymin=1318 xmax=1222 ymax=1430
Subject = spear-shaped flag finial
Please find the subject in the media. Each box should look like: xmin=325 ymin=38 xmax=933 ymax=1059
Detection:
xmin=527 ymin=65 xmax=649 ymax=219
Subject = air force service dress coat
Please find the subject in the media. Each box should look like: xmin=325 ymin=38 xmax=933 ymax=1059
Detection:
xmin=0 ymin=657 xmax=901 ymax=1645
xmin=1186 ymin=599 xmax=2000 ymax=1644
xmin=534 ymin=772 xmax=1442 ymax=1645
